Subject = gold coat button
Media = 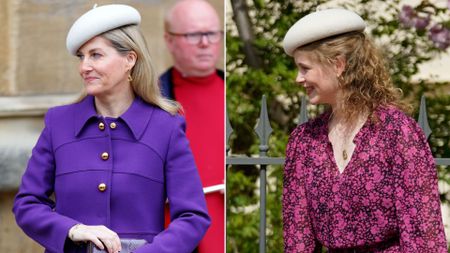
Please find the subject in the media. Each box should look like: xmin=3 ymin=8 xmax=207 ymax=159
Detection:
xmin=101 ymin=152 xmax=109 ymax=160
xmin=98 ymin=122 xmax=105 ymax=131
xmin=110 ymin=122 xmax=117 ymax=129
xmin=98 ymin=183 xmax=107 ymax=192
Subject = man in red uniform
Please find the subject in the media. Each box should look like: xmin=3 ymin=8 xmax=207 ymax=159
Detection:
xmin=160 ymin=0 xmax=224 ymax=252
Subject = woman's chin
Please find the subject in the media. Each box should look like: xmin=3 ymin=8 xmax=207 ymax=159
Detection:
xmin=84 ymin=86 xmax=103 ymax=96
xmin=307 ymin=95 xmax=320 ymax=105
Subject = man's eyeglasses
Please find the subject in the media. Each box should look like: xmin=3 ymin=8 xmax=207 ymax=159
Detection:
xmin=168 ymin=31 xmax=223 ymax=45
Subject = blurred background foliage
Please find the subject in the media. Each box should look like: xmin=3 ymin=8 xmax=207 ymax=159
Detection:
xmin=226 ymin=0 xmax=450 ymax=252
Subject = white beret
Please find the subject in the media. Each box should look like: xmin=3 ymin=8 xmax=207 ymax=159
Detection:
xmin=66 ymin=4 xmax=141 ymax=55
xmin=283 ymin=9 xmax=366 ymax=56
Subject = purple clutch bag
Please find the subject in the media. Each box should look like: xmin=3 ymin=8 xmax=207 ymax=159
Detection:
xmin=87 ymin=239 xmax=146 ymax=253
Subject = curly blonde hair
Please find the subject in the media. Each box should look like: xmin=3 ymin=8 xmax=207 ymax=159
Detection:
xmin=298 ymin=32 xmax=411 ymax=122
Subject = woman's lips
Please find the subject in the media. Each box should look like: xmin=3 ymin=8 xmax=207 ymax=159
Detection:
xmin=84 ymin=77 xmax=98 ymax=82
xmin=305 ymin=86 xmax=314 ymax=95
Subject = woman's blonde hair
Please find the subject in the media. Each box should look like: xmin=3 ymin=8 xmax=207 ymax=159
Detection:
xmin=78 ymin=25 xmax=180 ymax=115
xmin=297 ymin=32 xmax=411 ymax=122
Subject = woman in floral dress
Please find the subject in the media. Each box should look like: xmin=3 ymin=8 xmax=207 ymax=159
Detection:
xmin=282 ymin=8 xmax=448 ymax=253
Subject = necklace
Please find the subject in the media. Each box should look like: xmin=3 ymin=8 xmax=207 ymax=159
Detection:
xmin=343 ymin=149 xmax=348 ymax=160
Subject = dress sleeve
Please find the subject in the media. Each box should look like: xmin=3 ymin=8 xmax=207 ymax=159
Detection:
xmin=12 ymin=109 xmax=79 ymax=253
xmin=393 ymin=117 xmax=448 ymax=252
xmin=135 ymin=115 xmax=210 ymax=253
xmin=283 ymin=126 xmax=319 ymax=253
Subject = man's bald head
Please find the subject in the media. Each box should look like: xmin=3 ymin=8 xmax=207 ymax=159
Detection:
xmin=164 ymin=0 xmax=222 ymax=77
xmin=164 ymin=0 xmax=220 ymax=33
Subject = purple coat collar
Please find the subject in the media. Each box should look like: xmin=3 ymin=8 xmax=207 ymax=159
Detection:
xmin=73 ymin=95 xmax=154 ymax=140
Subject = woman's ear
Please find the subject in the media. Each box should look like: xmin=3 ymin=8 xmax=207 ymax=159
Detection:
xmin=126 ymin=51 xmax=137 ymax=70
xmin=334 ymin=55 xmax=346 ymax=77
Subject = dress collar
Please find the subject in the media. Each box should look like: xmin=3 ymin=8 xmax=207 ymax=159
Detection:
xmin=73 ymin=95 xmax=154 ymax=140
xmin=73 ymin=95 xmax=97 ymax=137
xmin=119 ymin=96 xmax=154 ymax=140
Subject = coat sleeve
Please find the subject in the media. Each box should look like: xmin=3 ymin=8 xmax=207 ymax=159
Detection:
xmin=393 ymin=117 xmax=448 ymax=253
xmin=12 ymin=109 xmax=79 ymax=253
xmin=135 ymin=115 xmax=210 ymax=253
xmin=283 ymin=126 xmax=319 ymax=253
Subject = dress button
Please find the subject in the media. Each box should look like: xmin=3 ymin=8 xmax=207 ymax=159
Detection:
xmin=101 ymin=152 xmax=109 ymax=160
xmin=110 ymin=122 xmax=117 ymax=129
xmin=98 ymin=183 xmax=107 ymax=192
xmin=98 ymin=122 xmax=105 ymax=131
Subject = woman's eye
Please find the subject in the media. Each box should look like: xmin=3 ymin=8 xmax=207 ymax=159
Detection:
xmin=76 ymin=54 xmax=84 ymax=60
xmin=92 ymin=53 xmax=102 ymax=59
xmin=298 ymin=66 xmax=308 ymax=73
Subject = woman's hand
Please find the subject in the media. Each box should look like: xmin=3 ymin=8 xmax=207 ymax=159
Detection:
xmin=68 ymin=224 xmax=121 ymax=253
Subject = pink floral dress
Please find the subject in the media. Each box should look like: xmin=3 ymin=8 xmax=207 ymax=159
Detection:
xmin=283 ymin=106 xmax=448 ymax=253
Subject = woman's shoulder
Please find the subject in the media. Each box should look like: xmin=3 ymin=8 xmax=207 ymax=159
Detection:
xmin=375 ymin=105 xmax=417 ymax=128
xmin=146 ymin=103 xmax=185 ymax=126
xmin=286 ymin=112 xmax=328 ymax=154
xmin=44 ymin=100 xmax=84 ymax=120
xmin=134 ymin=100 xmax=187 ymax=138
xmin=374 ymin=105 xmax=425 ymax=137
xmin=289 ymin=111 xmax=328 ymax=139
xmin=376 ymin=105 xmax=411 ymax=121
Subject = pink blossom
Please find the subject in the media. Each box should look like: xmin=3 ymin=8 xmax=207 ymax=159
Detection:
xmin=399 ymin=5 xmax=416 ymax=28
xmin=414 ymin=15 xmax=430 ymax=30
xmin=428 ymin=24 xmax=450 ymax=50
xmin=399 ymin=5 xmax=430 ymax=30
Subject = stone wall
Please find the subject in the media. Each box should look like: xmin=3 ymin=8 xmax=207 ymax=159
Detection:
xmin=0 ymin=0 xmax=224 ymax=251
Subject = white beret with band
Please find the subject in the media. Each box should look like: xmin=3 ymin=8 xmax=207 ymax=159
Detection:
xmin=283 ymin=8 xmax=366 ymax=56
xmin=66 ymin=4 xmax=141 ymax=55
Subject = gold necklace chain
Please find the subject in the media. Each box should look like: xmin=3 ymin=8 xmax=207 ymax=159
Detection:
xmin=330 ymin=113 xmax=368 ymax=164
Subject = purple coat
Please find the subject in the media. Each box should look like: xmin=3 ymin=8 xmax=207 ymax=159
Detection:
xmin=13 ymin=95 xmax=210 ymax=253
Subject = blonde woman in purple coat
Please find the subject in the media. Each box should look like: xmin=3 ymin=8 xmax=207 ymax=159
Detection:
xmin=282 ymin=9 xmax=448 ymax=253
xmin=13 ymin=4 xmax=210 ymax=253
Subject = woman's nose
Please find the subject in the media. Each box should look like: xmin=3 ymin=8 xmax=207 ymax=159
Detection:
xmin=79 ymin=59 xmax=93 ymax=73
xmin=296 ymin=72 xmax=305 ymax=84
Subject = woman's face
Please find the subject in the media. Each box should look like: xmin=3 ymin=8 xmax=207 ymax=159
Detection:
xmin=77 ymin=36 xmax=134 ymax=98
xmin=293 ymin=50 xmax=342 ymax=106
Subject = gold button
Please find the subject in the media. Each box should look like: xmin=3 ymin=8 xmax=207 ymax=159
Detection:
xmin=98 ymin=122 xmax=105 ymax=131
xmin=110 ymin=122 xmax=117 ymax=129
xmin=98 ymin=183 xmax=106 ymax=192
xmin=101 ymin=152 xmax=109 ymax=160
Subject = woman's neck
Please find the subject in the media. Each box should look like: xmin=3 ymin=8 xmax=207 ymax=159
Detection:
xmin=94 ymin=90 xmax=135 ymax=118
xmin=328 ymin=109 xmax=368 ymax=135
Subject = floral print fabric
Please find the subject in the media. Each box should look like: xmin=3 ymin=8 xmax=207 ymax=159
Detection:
xmin=283 ymin=106 xmax=448 ymax=252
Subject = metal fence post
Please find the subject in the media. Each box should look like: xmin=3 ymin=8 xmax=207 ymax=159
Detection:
xmin=254 ymin=95 xmax=273 ymax=253
xmin=418 ymin=95 xmax=432 ymax=139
